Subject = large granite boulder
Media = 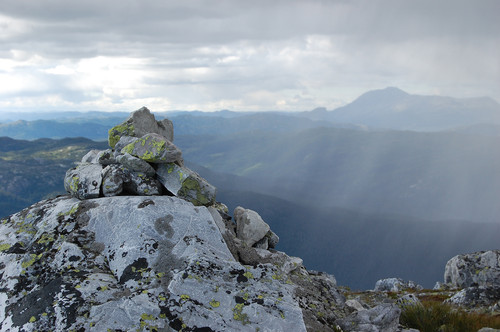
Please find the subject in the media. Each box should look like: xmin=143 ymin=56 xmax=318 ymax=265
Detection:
xmin=447 ymin=285 xmax=500 ymax=308
xmin=234 ymin=206 xmax=271 ymax=247
xmin=0 ymin=196 xmax=309 ymax=331
xmin=444 ymin=250 xmax=500 ymax=288
xmin=156 ymin=163 xmax=216 ymax=206
xmin=336 ymin=303 xmax=401 ymax=332
xmin=108 ymin=106 xmax=174 ymax=148
xmin=64 ymin=164 xmax=103 ymax=200
xmin=121 ymin=133 xmax=183 ymax=164
xmin=374 ymin=278 xmax=423 ymax=292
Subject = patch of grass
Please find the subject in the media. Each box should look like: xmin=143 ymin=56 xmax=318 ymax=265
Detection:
xmin=400 ymin=301 xmax=500 ymax=332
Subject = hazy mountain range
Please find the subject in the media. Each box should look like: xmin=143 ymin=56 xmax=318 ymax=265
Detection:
xmin=1 ymin=87 xmax=499 ymax=289
xmin=2 ymin=87 xmax=500 ymax=139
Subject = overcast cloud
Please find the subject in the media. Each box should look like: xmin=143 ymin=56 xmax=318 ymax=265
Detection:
xmin=0 ymin=0 xmax=499 ymax=112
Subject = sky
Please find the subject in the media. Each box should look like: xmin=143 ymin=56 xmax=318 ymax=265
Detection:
xmin=0 ymin=0 xmax=499 ymax=112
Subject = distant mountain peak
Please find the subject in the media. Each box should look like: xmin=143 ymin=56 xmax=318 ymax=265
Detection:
xmin=356 ymin=87 xmax=410 ymax=102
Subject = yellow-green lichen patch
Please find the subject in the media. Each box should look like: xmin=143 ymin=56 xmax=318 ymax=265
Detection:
xmin=29 ymin=316 xmax=36 ymax=323
xmin=272 ymin=273 xmax=282 ymax=280
xmin=232 ymin=303 xmax=250 ymax=325
xmin=108 ymin=123 xmax=135 ymax=148
xmin=209 ymin=299 xmax=220 ymax=308
xmin=68 ymin=176 xmax=80 ymax=193
xmin=179 ymin=177 xmax=213 ymax=206
xmin=180 ymin=294 xmax=190 ymax=301
xmin=14 ymin=219 xmax=37 ymax=235
xmin=140 ymin=313 xmax=154 ymax=321
xmin=121 ymin=142 xmax=135 ymax=155
xmin=243 ymin=271 xmax=254 ymax=280
xmin=0 ymin=243 xmax=11 ymax=252
xmin=22 ymin=253 xmax=42 ymax=269
xmin=58 ymin=203 xmax=79 ymax=217
xmin=37 ymin=233 xmax=55 ymax=245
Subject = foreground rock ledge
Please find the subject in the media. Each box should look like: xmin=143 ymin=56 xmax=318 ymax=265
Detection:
xmin=0 ymin=196 xmax=309 ymax=331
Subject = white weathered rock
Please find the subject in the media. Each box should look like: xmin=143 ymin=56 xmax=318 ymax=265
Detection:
xmin=446 ymin=286 xmax=500 ymax=308
xmin=374 ymin=278 xmax=423 ymax=292
xmin=116 ymin=153 xmax=156 ymax=176
xmin=114 ymin=136 xmax=138 ymax=153
xmin=64 ymin=164 xmax=103 ymax=199
xmin=156 ymin=163 xmax=216 ymax=206
xmin=444 ymin=250 xmax=500 ymax=288
xmin=96 ymin=149 xmax=116 ymax=165
xmin=336 ymin=303 xmax=401 ymax=332
xmin=267 ymin=230 xmax=280 ymax=249
xmin=108 ymin=106 xmax=174 ymax=148
xmin=81 ymin=149 xmax=100 ymax=163
xmin=121 ymin=133 xmax=182 ymax=164
xmin=0 ymin=196 xmax=310 ymax=332
xmin=396 ymin=294 xmax=422 ymax=309
xmin=346 ymin=299 xmax=366 ymax=311
xmin=101 ymin=165 xmax=124 ymax=197
xmin=234 ymin=206 xmax=271 ymax=247
xmin=123 ymin=171 xmax=162 ymax=196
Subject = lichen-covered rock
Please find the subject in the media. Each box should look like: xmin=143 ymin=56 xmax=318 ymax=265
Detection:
xmin=114 ymin=135 xmax=138 ymax=153
xmin=336 ymin=303 xmax=401 ymax=332
xmin=396 ymin=294 xmax=422 ymax=310
xmin=0 ymin=196 xmax=312 ymax=331
xmin=444 ymin=250 xmax=500 ymax=288
xmin=446 ymin=286 xmax=500 ymax=308
xmin=123 ymin=171 xmax=162 ymax=196
xmin=116 ymin=153 xmax=156 ymax=176
xmin=64 ymin=164 xmax=103 ymax=199
xmin=121 ymin=133 xmax=182 ymax=164
xmin=234 ymin=206 xmax=271 ymax=247
xmin=267 ymin=229 xmax=280 ymax=249
xmin=101 ymin=164 xmax=124 ymax=196
xmin=96 ymin=149 xmax=116 ymax=165
xmin=81 ymin=149 xmax=100 ymax=163
xmin=156 ymin=163 xmax=216 ymax=206
xmin=291 ymin=270 xmax=348 ymax=331
xmin=108 ymin=106 xmax=174 ymax=148
xmin=82 ymin=149 xmax=116 ymax=166
xmin=374 ymin=278 xmax=423 ymax=292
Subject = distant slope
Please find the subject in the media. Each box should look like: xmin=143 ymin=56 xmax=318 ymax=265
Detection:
xmin=0 ymin=112 xmax=339 ymax=140
xmin=187 ymin=162 xmax=500 ymax=289
xmin=170 ymin=112 xmax=336 ymax=136
xmin=176 ymin=127 xmax=500 ymax=223
xmin=0 ymin=137 xmax=108 ymax=217
xmin=0 ymin=120 xmax=113 ymax=140
xmin=216 ymin=189 xmax=500 ymax=290
xmin=0 ymin=137 xmax=498 ymax=290
xmin=298 ymin=87 xmax=500 ymax=131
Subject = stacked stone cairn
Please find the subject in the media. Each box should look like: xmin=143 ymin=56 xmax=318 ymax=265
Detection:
xmin=64 ymin=107 xmax=281 ymax=258
xmin=64 ymin=107 xmax=215 ymax=206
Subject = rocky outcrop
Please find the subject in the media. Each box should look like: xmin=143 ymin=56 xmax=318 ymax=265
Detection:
xmin=4 ymin=107 xmax=406 ymax=332
xmin=0 ymin=196 xmax=310 ymax=331
xmin=108 ymin=106 xmax=173 ymax=148
xmin=374 ymin=278 xmax=423 ymax=292
xmin=336 ymin=303 xmax=401 ymax=332
xmin=444 ymin=250 xmax=500 ymax=288
xmin=2 ymin=106 xmax=498 ymax=331
xmin=442 ymin=250 xmax=500 ymax=310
